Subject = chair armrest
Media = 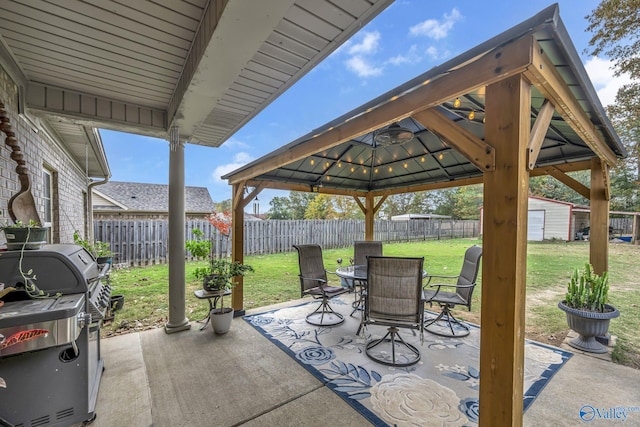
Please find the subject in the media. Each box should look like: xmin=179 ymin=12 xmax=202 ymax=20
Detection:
xmin=426 ymin=274 xmax=459 ymax=280
xmin=426 ymin=282 xmax=475 ymax=289
xmin=299 ymin=275 xmax=327 ymax=285
xmin=424 ymin=274 xmax=459 ymax=287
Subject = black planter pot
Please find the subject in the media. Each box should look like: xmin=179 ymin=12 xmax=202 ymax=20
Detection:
xmin=96 ymin=256 xmax=112 ymax=267
xmin=110 ymin=294 xmax=125 ymax=311
xmin=203 ymin=275 xmax=226 ymax=292
xmin=558 ymin=301 xmax=619 ymax=353
xmin=3 ymin=227 xmax=48 ymax=250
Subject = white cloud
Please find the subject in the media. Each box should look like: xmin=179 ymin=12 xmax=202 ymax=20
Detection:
xmin=212 ymin=152 xmax=255 ymax=182
xmin=584 ymin=56 xmax=632 ymax=107
xmin=341 ymin=31 xmax=384 ymax=78
xmin=347 ymin=31 xmax=381 ymax=55
xmin=410 ymin=8 xmax=461 ymax=40
xmin=345 ymin=55 xmax=383 ymax=77
xmin=222 ymin=137 xmax=250 ymax=149
xmin=387 ymin=45 xmax=421 ymax=66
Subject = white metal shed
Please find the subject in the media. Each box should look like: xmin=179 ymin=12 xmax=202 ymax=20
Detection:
xmin=481 ymin=196 xmax=574 ymax=241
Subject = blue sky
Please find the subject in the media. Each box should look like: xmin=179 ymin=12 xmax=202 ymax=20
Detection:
xmin=100 ymin=0 xmax=630 ymax=213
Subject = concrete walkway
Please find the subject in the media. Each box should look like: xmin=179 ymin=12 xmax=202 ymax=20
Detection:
xmin=84 ymin=304 xmax=640 ymax=427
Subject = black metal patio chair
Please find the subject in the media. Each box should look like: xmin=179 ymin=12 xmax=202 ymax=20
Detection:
xmin=294 ymin=244 xmax=350 ymax=326
xmin=423 ymin=245 xmax=482 ymax=337
xmin=362 ymin=256 xmax=425 ymax=367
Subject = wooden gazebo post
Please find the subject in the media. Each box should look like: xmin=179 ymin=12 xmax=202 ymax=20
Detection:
xmin=590 ymin=158 xmax=610 ymax=274
xmin=231 ymin=183 xmax=245 ymax=315
xmin=479 ymin=74 xmax=530 ymax=426
xmin=365 ymin=194 xmax=374 ymax=240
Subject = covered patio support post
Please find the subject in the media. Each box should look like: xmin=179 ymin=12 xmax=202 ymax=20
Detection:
xmin=479 ymin=74 xmax=530 ymax=426
xmin=365 ymin=194 xmax=374 ymax=240
xmin=231 ymin=183 xmax=245 ymax=316
xmin=589 ymin=158 xmax=610 ymax=274
xmin=165 ymin=126 xmax=190 ymax=334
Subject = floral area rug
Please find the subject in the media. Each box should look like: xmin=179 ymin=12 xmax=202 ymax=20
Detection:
xmin=243 ymin=296 xmax=572 ymax=426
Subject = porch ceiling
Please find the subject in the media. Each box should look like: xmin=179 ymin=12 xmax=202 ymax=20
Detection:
xmin=0 ymin=0 xmax=392 ymax=177
xmin=222 ymin=5 xmax=626 ymax=196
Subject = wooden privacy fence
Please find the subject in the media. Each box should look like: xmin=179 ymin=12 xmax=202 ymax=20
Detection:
xmin=94 ymin=219 xmax=480 ymax=267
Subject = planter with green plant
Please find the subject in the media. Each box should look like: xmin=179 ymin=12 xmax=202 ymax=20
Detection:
xmin=2 ymin=220 xmax=48 ymax=249
xmin=194 ymin=257 xmax=253 ymax=334
xmin=73 ymin=231 xmax=113 ymax=265
xmin=558 ymin=263 xmax=619 ymax=353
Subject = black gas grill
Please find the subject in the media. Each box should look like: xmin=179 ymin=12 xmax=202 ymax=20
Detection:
xmin=0 ymin=244 xmax=111 ymax=426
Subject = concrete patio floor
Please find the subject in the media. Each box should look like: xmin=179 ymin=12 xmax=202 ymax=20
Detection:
xmin=84 ymin=300 xmax=640 ymax=427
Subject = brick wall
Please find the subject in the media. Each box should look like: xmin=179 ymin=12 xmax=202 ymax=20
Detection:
xmin=0 ymin=66 xmax=88 ymax=244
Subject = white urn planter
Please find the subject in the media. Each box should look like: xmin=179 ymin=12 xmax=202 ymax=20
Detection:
xmin=210 ymin=307 xmax=234 ymax=334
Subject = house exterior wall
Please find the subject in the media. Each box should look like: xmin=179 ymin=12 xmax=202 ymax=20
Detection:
xmin=528 ymin=197 xmax=571 ymax=240
xmin=0 ymin=65 xmax=88 ymax=244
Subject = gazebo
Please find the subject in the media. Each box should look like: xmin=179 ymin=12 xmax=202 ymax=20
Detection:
xmin=223 ymin=5 xmax=626 ymax=426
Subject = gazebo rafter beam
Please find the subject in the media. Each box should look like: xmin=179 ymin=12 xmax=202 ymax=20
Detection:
xmin=527 ymin=99 xmax=555 ymax=170
xmin=543 ymin=165 xmax=591 ymax=199
xmin=524 ymin=39 xmax=617 ymax=166
xmin=413 ymin=108 xmax=495 ymax=171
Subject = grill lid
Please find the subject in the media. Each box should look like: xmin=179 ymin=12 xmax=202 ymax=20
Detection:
xmin=0 ymin=244 xmax=98 ymax=295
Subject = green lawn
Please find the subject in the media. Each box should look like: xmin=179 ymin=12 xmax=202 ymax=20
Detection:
xmin=103 ymin=238 xmax=640 ymax=369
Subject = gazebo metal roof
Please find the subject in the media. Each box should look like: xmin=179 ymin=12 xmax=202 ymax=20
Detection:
xmin=223 ymin=4 xmax=625 ymax=195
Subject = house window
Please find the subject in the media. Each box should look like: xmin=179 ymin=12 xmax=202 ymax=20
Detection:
xmin=43 ymin=168 xmax=53 ymax=241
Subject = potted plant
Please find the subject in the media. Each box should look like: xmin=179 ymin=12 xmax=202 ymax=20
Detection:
xmin=73 ymin=231 xmax=113 ymax=265
xmin=1 ymin=220 xmax=48 ymax=249
xmin=194 ymin=257 xmax=253 ymax=334
xmin=558 ymin=263 xmax=619 ymax=353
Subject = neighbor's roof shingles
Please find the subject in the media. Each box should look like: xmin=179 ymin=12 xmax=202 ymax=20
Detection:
xmin=93 ymin=181 xmax=215 ymax=213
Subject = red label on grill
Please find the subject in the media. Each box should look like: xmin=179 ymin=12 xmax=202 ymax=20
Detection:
xmin=0 ymin=329 xmax=49 ymax=350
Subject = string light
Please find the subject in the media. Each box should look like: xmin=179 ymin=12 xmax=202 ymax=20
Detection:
xmin=310 ymin=159 xmax=315 ymax=165
xmin=438 ymin=153 xmax=444 ymax=160
xmin=325 ymin=162 xmax=330 ymax=168
xmin=363 ymin=168 xmax=367 ymax=174
xmin=453 ymin=98 xmax=461 ymax=108
xmin=403 ymin=162 xmax=408 ymax=168
xmin=337 ymin=162 xmax=342 ymax=168
xmin=326 ymin=176 xmax=331 ymax=181
xmin=388 ymin=166 xmax=393 ymax=173
xmin=420 ymin=157 xmax=425 ymax=163
xmin=468 ymin=111 xmax=475 ymax=120
xmin=374 ymin=168 xmax=379 ymax=174
xmin=350 ymin=166 xmax=355 ymax=173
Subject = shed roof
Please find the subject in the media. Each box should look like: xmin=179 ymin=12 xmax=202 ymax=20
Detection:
xmin=93 ymin=181 xmax=215 ymax=213
xmin=223 ymin=4 xmax=625 ymax=196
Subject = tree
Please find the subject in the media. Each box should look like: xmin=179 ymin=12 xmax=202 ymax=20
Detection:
xmin=267 ymin=196 xmax=292 ymax=219
xmin=214 ymin=199 xmax=232 ymax=212
xmin=304 ymin=194 xmax=334 ymax=219
xmin=452 ymin=185 xmax=483 ymax=219
xmin=586 ymin=0 xmax=640 ymax=79
xmin=288 ymin=192 xmax=317 ymax=219
xmin=529 ymin=172 xmax=590 ymax=206
xmin=381 ymin=193 xmax=415 ymax=218
xmin=432 ymin=188 xmax=457 ymax=217
xmin=332 ymin=196 xmax=363 ymax=219
xmin=586 ymin=0 xmax=640 ymax=209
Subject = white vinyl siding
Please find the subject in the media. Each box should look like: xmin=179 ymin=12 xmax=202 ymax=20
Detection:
xmin=528 ymin=198 xmax=571 ymax=240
